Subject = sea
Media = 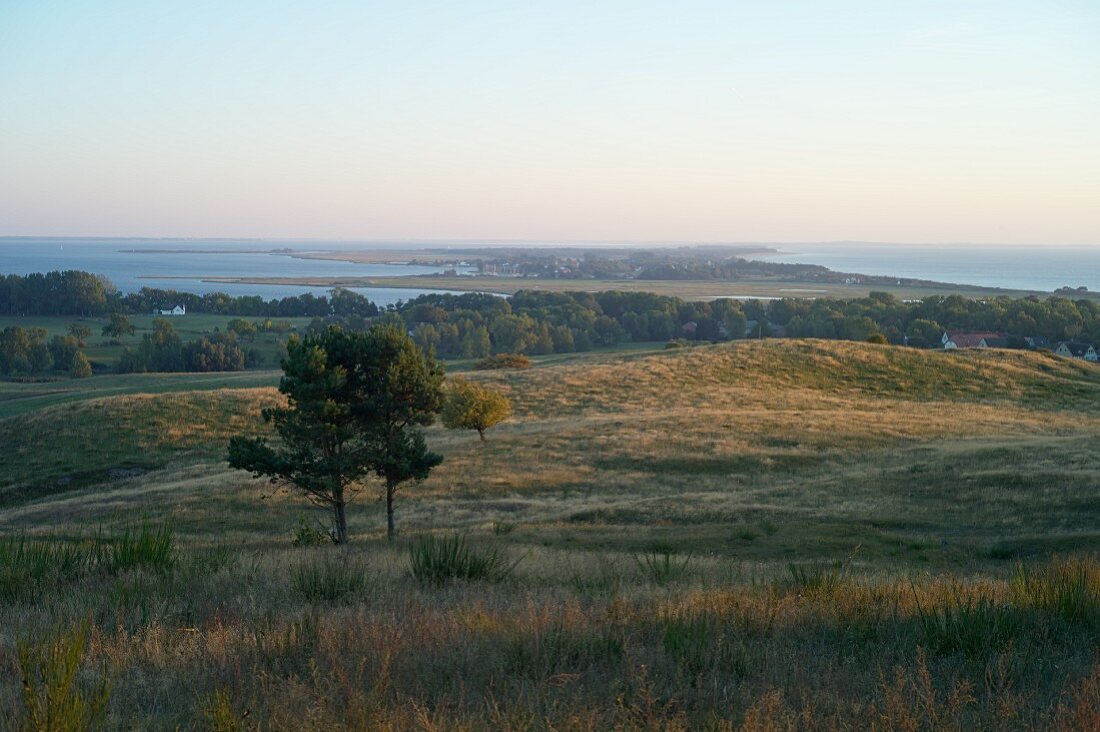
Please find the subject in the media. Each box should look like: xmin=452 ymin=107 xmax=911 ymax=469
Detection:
xmin=0 ymin=237 xmax=477 ymax=307
xmin=2 ymin=238 xmax=1099 ymax=302
xmin=760 ymin=242 xmax=1100 ymax=293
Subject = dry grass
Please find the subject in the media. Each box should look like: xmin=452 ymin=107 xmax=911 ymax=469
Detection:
xmin=1 ymin=340 xmax=1098 ymax=728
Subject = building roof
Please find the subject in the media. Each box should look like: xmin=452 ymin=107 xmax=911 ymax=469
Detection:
xmin=945 ymin=332 xmax=1002 ymax=348
xmin=1024 ymin=336 xmax=1051 ymax=349
xmin=1057 ymin=341 xmax=1095 ymax=357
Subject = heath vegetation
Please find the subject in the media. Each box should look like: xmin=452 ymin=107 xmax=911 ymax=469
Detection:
xmin=0 ymin=339 xmax=1097 ymax=728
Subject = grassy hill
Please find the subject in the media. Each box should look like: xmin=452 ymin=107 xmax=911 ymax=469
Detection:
xmin=1 ymin=340 xmax=1098 ymax=728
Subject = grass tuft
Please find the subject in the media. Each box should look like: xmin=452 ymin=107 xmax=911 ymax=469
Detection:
xmin=635 ymin=548 xmax=693 ymax=585
xmin=105 ymin=521 xmax=175 ymax=573
xmin=660 ymin=609 xmax=748 ymax=677
xmin=913 ymin=587 xmax=1024 ymax=659
xmin=291 ymin=554 xmax=368 ymax=604
xmin=409 ymin=533 xmax=518 ymax=585
xmin=1011 ymin=557 xmax=1100 ymax=626
xmin=784 ymin=561 xmax=845 ymax=595
xmin=202 ymin=687 xmax=244 ymax=732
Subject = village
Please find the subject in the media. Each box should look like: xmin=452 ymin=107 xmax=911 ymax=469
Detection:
xmin=942 ymin=331 xmax=1099 ymax=361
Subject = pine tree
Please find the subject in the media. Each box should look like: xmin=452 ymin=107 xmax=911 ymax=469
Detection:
xmin=228 ymin=325 xmax=444 ymax=543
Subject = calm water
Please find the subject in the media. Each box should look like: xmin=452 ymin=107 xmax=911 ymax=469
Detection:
xmin=4 ymin=238 xmax=1099 ymax=301
xmin=0 ymin=238 xmax=475 ymax=307
xmin=762 ymin=243 xmax=1100 ymax=292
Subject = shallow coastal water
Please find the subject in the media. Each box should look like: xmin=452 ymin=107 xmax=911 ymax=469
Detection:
xmin=0 ymin=238 xmax=473 ymax=306
xmin=4 ymin=238 xmax=1099 ymax=300
xmin=761 ymin=243 xmax=1100 ymax=292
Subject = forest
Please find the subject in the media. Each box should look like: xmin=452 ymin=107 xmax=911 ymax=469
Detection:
xmin=4 ymin=271 xmax=1100 ymax=371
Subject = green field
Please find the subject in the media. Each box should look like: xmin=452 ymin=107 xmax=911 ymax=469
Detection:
xmin=0 ymin=313 xmax=314 ymax=369
xmin=1 ymin=340 xmax=1098 ymax=728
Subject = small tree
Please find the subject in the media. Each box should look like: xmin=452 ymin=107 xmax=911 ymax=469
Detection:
xmin=68 ymin=323 xmax=92 ymax=347
xmin=102 ymin=313 xmax=135 ymax=339
xmin=226 ymin=318 xmax=258 ymax=341
xmin=227 ymin=325 xmax=443 ymax=543
xmin=69 ymin=351 xmax=93 ymax=378
xmin=441 ymin=376 xmax=512 ymax=442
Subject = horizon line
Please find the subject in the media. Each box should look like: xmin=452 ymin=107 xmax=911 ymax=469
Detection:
xmin=1 ymin=235 xmax=1098 ymax=249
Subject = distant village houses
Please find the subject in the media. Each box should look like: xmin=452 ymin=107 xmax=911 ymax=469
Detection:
xmin=941 ymin=331 xmax=1003 ymax=349
xmin=1054 ymin=341 xmax=1098 ymax=362
xmin=943 ymin=331 xmax=1097 ymax=362
xmin=154 ymin=305 xmax=186 ymax=316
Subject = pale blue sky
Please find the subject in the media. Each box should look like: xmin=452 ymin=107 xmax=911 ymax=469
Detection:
xmin=1 ymin=0 xmax=1097 ymax=243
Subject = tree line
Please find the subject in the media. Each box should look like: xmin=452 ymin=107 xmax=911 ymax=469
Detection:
xmin=0 ymin=271 xmax=380 ymax=318
xmin=771 ymin=292 xmax=1100 ymax=347
xmin=395 ymin=291 xmax=752 ymax=359
xmin=390 ymin=290 xmax=1100 ymax=357
xmin=7 ymin=270 xmax=1100 ymax=376
xmin=0 ymin=325 xmax=93 ymax=377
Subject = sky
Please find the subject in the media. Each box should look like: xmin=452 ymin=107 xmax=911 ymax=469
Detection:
xmin=0 ymin=0 xmax=1098 ymax=244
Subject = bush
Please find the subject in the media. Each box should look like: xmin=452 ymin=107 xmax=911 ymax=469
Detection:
xmin=664 ymin=338 xmax=692 ymax=349
xmin=473 ymin=353 xmax=531 ymax=370
xmin=18 ymin=621 xmax=111 ymax=731
xmin=292 ymin=516 xmax=332 ymax=547
xmin=409 ymin=533 xmax=518 ymax=585
xmin=292 ymin=554 xmax=368 ymax=603
xmin=69 ymin=351 xmax=93 ymax=378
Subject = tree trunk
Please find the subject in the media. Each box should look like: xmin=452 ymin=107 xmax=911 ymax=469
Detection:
xmin=386 ymin=482 xmax=396 ymax=541
xmin=477 ymin=427 xmax=486 ymax=442
xmin=333 ymin=500 xmax=348 ymax=544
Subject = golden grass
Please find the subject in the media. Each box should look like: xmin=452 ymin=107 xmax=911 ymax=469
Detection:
xmin=1 ymin=340 xmax=1098 ymax=727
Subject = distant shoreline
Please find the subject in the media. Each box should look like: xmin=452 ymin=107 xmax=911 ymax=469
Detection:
xmin=118 ymin=248 xmax=299 ymax=255
xmin=144 ymin=273 xmax=1083 ymax=302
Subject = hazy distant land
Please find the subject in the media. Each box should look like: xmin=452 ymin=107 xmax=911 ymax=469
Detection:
xmin=146 ymin=244 xmax=1098 ymax=301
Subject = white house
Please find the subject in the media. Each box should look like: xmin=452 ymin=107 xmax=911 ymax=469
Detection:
xmin=154 ymin=305 xmax=186 ymax=316
xmin=1055 ymin=341 xmax=1098 ymax=362
xmin=942 ymin=331 xmax=1002 ymax=350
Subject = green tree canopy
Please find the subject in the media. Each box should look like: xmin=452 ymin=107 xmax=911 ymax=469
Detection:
xmin=69 ymin=351 xmax=93 ymax=378
xmin=67 ymin=323 xmax=92 ymax=346
xmin=102 ymin=313 xmax=135 ymax=339
xmin=227 ymin=325 xmax=444 ymax=543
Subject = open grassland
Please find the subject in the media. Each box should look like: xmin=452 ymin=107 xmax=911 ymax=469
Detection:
xmin=0 ymin=341 xmax=1098 ymax=728
xmin=0 ymin=387 xmax=282 ymax=504
xmin=0 ymin=369 xmax=280 ymax=420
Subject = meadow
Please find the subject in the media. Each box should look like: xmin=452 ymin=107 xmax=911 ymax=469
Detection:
xmin=0 ymin=314 xmax=314 ymax=370
xmin=0 ymin=340 xmax=1098 ymax=729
